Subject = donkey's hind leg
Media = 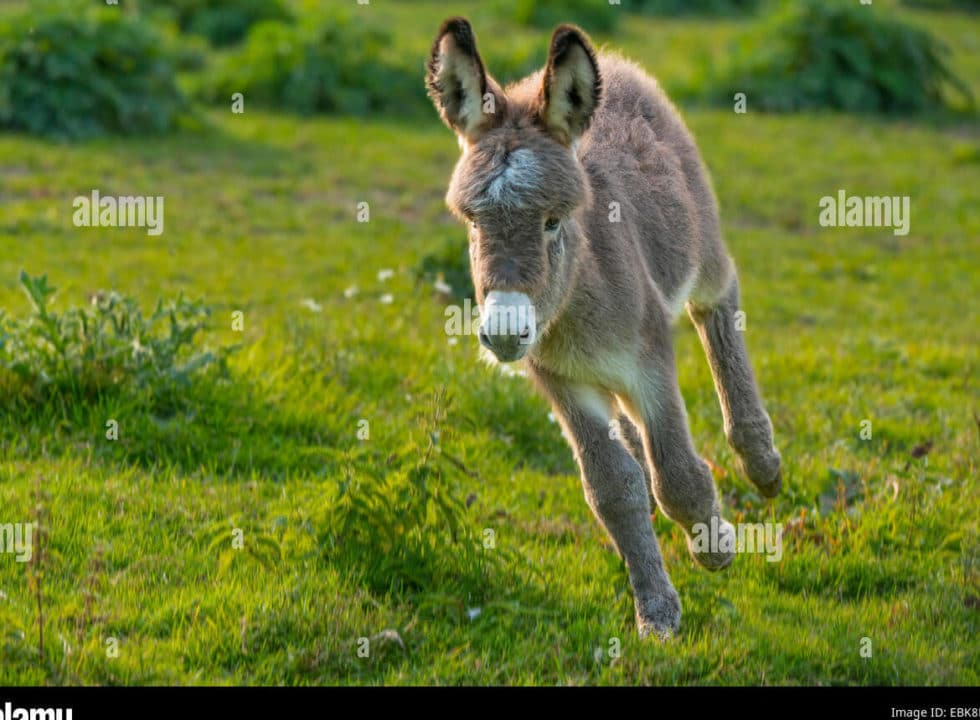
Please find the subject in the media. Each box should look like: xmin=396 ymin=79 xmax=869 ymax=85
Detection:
xmin=687 ymin=275 xmax=782 ymax=498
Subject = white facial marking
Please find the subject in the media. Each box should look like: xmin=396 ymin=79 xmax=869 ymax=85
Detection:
xmin=481 ymin=149 xmax=542 ymax=209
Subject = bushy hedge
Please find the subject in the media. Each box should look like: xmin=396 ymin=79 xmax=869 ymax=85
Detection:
xmin=705 ymin=0 xmax=973 ymax=113
xmin=141 ymin=0 xmax=293 ymax=47
xmin=200 ymin=15 xmax=422 ymax=115
xmin=901 ymin=0 xmax=979 ymax=10
xmin=0 ymin=5 xmax=191 ymax=139
xmin=507 ymin=0 xmax=759 ymax=30
xmin=624 ymin=0 xmax=760 ymax=15
xmin=510 ymin=0 xmax=621 ymax=33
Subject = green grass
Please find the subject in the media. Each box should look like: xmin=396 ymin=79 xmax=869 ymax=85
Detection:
xmin=0 ymin=2 xmax=977 ymax=685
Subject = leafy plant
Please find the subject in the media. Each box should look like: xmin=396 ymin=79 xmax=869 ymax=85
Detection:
xmin=0 ymin=3 xmax=192 ymax=140
xmin=700 ymin=0 xmax=973 ymax=113
xmin=0 ymin=272 xmax=234 ymax=410
xmin=510 ymin=0 xmax=621 ymax=33
xmin=624 ymin=0 xmax=761 ymax=15
xmin=141 ymin=0 xmax=293 ymax=47
xmin=199 ymin=15 xmax=422 ymax=115
xmin=414 ymin=239 xmax=475 ymax=303
xmin=900 ymin=0 xmax=979 ymax=10
xmin=323 ymin=391 xmax=505 ymax=597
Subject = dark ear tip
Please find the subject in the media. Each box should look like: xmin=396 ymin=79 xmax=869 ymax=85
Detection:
xmin=550 ymin=23 xmax=593 ymax=53
xmin=437 ymin=16 xmax=476 ymax=49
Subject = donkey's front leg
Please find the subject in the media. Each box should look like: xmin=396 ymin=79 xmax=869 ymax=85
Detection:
xmin=533 ymin=370 xmax=681 ymax=640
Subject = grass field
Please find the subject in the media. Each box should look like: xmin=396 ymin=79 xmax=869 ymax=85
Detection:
xmin=0 ymin=1 xmax=977 ymax=685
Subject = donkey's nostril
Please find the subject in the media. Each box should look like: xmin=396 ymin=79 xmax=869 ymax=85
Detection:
xmin=478 ymin=330 xmax=493 ymax=349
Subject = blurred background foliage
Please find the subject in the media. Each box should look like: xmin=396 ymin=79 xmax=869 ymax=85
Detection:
xmin=142 ymin=0 xmax=294 ymax=47
xmin=0 ymin=0 xmax=974 ymax=140
xmin=696 ymin=0 xmax=974 ymax=112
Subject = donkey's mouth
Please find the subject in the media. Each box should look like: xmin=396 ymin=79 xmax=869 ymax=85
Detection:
xmin=519 ymin=328 xmax=532 ymax=343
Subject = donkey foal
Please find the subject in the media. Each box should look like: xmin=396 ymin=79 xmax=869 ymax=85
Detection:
xmin=426 ymin=18 xmax=782 ymax=639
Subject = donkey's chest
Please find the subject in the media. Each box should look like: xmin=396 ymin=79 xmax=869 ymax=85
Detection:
xmin=533 ymin=335 xmax=645 ymax=398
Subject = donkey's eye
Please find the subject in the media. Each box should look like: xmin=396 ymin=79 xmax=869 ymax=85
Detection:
xmin=544 ymin=217 xmax=560 ymax=232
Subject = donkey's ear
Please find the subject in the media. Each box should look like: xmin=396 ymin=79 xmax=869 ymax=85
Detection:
xmin=426 ymin=17 xmax=502 ymax=144
xmin=537 ymin=24 xmax=601 ymax=146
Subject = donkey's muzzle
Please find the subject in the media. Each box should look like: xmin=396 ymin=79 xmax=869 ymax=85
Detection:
xmin=478 ymin=291 xmax=537 ymax=362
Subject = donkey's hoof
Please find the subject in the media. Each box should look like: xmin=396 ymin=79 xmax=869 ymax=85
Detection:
xmin=637 ymin=590 xmax=681 ymax=641
xmin=738 ymin=446 xmax=782 ymax=499
xmin=688 ymin=518 xmax=736 ymax=571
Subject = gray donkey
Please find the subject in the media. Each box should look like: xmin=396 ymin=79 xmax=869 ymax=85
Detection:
xmin=426 ymin=18 xmax=782 ymax=639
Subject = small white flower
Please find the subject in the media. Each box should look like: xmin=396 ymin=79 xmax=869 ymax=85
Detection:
xmin=466 ymin=607 xmax=481 ymax=621
xmin=434 ymin=278 xmax=452 ymax=295
xmin=343 ymin=285 xmax=358 ymax=299
xmin=379 ymin=293 xmax=393 ymax=305
xmin=377 ymin=268 xmax=394 ymax=282
xmin=300 ymin=298 xmax=322 ymax=313
xmin=447 ymin=337 xmax=459 ymax=346
xmin=547 ymin=412 xmax=557 ymax=424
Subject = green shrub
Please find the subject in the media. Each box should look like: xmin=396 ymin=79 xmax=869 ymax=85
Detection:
xmin=483 ymin=43 xmax=549 ymax=86
xmin=0 ymin=5 xmax=192 ymax=139
xmin=415 ymin=240 xmax=475 ymax=302
xmin=200 ymin=16 xmax=422 ymax=115
xmin=141 ymin=0 xmax=293 ymax=47
xmin=704 ymin=0 xmax=973 ymax=113
xmin=511 ymin=0 xmax=620 ymax=33
xmin=624 ymin=0 xmax=760 ymax=15
xmin=0 ymin=272 xmax=234 ymax=411
xmin=900 ymin=0 xmax=979 ymax=10
xmin=168 ymin=32 xmax=211 ymax=72
xmin=323 ymin=392 xmax=505 ymax=596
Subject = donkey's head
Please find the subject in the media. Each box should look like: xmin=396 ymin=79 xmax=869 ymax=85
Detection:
xmin=426 ymin=17 xmax=601 ymax=362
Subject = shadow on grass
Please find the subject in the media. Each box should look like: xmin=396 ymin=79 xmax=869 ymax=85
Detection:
xmin=0 ymin=372 xmax=344 ymax=482
xmin=82 ymin=122 xmax=318 ymax=178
